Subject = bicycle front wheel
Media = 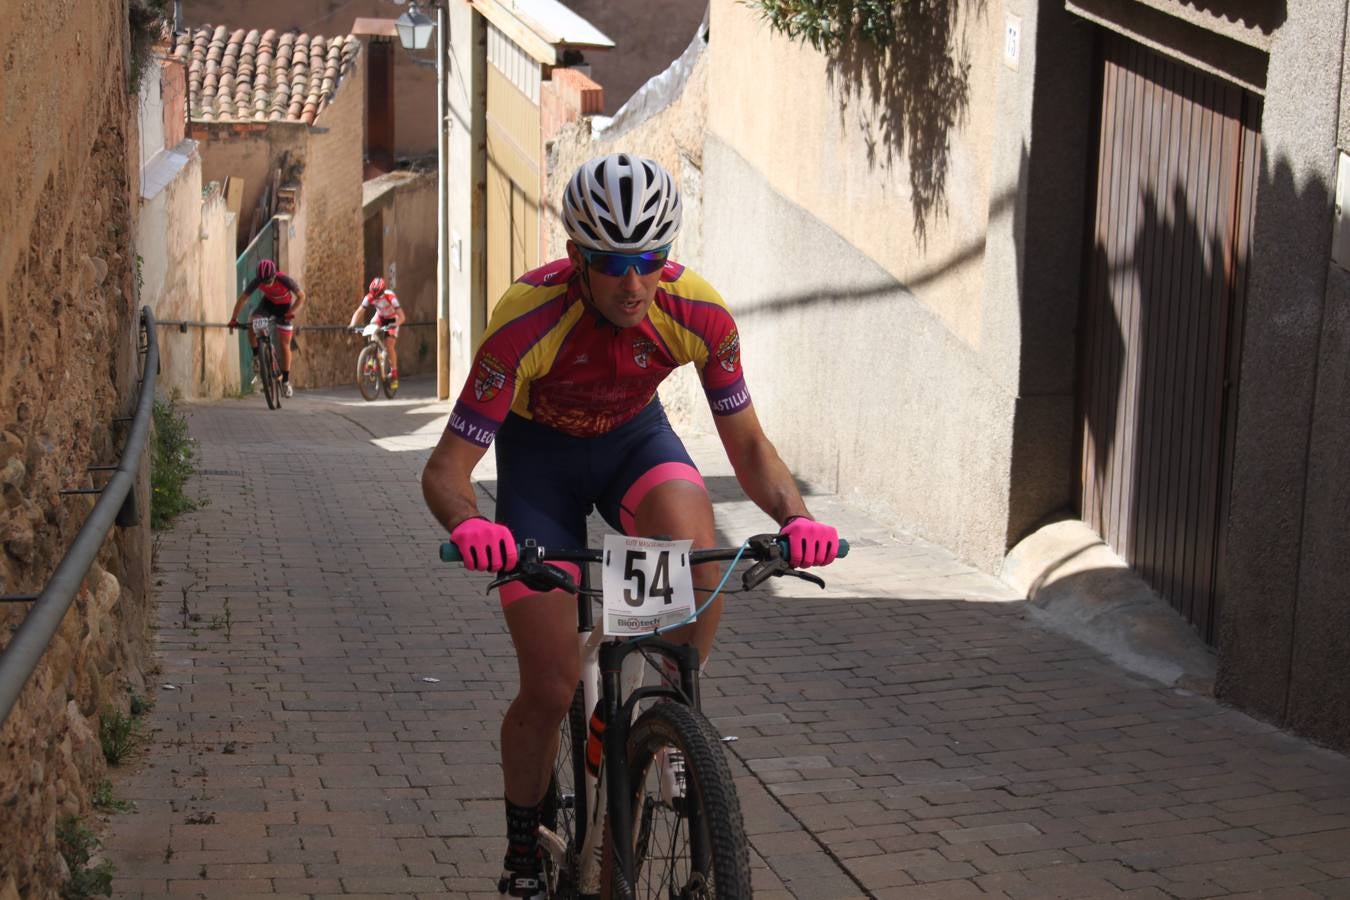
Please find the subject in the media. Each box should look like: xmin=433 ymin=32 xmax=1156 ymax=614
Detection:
xmin=542 ymin=685 xmax=588 ymax=899
xmin=617 ymin=701 xmax=750 ymax=899
xmin=259 ymin=342 xmax=279 ymax=410
xmin=356 ymin=344 xmax=381 ymax=401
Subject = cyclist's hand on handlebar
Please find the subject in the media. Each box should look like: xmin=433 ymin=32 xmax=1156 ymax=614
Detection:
xmin=449 ymin=516 xmax=518 ymax=571
xmin=227 ymin=321 xmax=237 ymax=333
xmin=779 ymin=516 xmax=840 ymax=567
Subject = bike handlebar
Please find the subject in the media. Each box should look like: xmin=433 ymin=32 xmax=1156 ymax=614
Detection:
xmin=438 ymin=536 xmax=850 ymax=565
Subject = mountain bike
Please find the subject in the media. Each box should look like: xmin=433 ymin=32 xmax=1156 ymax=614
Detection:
xmin=354 ymin=322 xmax=397 ymax=401
xmin=249 ymin=314 xmax=284 ymax=410
xmin=440 ymin=532 xmax=849 ymax=899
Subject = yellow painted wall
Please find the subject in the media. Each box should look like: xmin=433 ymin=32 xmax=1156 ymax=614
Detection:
xmin=486 ymin=64 xmax=541 ymax=312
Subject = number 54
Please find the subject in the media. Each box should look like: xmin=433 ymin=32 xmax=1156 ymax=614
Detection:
xmin=623 ymin=549 xmax=675 ymax=607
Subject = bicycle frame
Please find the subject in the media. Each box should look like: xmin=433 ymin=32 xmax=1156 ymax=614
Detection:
xmin=440 ymin=534 xmax=848 ymax=898
xmin=568 ymin=563 xmax=703 ymax=895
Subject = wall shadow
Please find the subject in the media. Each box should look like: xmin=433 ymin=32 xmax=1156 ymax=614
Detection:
xmin=824 ymin=0 xmax=980 ymax=242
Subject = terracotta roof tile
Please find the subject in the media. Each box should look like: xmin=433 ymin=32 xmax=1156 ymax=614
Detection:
xmin=174 ymin=25 xmax=360 ymax=124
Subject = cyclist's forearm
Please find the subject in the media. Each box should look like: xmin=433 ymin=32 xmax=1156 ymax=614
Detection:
xmin=715 ymin=408 xmax=812 ymax=525
xmin=422 ymin=438 xmax=489 ymax=530
xmin=731 ymin=449 xmax=809 ymax=525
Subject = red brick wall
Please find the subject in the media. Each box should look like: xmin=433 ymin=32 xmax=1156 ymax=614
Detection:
xmin=541 ymin=67 xmax=604 ymax=144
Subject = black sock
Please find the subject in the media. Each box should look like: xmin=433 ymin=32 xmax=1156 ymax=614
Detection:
xmin=282 ymin=371 xmax=290 ymax=382
xmin=503 ymin=798 xmax=541 ymax=872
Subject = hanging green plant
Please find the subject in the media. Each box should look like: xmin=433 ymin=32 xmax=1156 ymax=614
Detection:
xmin=745 ymin=0 xmax=898 ymax=53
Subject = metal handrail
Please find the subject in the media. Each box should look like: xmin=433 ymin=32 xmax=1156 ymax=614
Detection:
xmin=0 ymin=307 xmax=159 ymax=726
xmin=153 ymin=319 xmax=440 ymax=331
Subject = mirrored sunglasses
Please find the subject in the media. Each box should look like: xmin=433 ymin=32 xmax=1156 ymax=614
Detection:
xmin=580 ymin=244 xmax=671 ymax=277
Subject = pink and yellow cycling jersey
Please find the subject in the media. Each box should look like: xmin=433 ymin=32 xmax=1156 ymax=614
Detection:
xmin=361 ymin=289 xmax=401 ymax=320
xmin=449 ymin=258 xmax=750 ymax=446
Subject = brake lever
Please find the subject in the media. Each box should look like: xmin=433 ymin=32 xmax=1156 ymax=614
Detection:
xmin=783 ymin=569 xmax=826 ymax=589
xmin=486 ymin=561 xmax=578 ymax=595
xmin=740 ymin=532 xmax=827 ymax=590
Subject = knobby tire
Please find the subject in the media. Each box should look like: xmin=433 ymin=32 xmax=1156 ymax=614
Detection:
xmin=260 ymin=341 xmax=279 ymax=410
xmin=357 ymin=344 xmax=381 ymax=402
xmin=614 ymin=701 xmax=751 ymax=899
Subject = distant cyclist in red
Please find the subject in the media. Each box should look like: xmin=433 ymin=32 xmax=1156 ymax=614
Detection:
xmin=422 ymin=153 xmax=840 ymax=899
xmin=348 ymin=276 xmax=405 ymax=392
xmin=228 ymin=258 xmax=306 ymax=398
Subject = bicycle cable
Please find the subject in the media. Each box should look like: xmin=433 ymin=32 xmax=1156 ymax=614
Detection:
xmin=631 ymin=539 xmax=750 ymax=643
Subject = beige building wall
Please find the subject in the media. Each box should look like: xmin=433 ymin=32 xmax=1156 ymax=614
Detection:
xmin=197 ymin=187 xmax=242 ymax=395
xmin=709 ymin=1 xmax=1000 ymax=347
xmin=694 ymin=0 xmax=1022 ymax=570
xmin=446 ymin=0 xmax=485 ymax=397
xmin=138 ymin=56 xmax=244 ymax=400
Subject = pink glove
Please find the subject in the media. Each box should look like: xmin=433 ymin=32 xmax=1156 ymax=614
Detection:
xmin=779 ymin=515 xmax=839 ymax=568
xmin=450 ymin=517 xmax=518 ymax=571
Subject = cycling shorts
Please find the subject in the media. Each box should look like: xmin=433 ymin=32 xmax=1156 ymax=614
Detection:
xmin=375 ymin=315 xmax=399 ymax=338
xmin=492 ymin=399 xmax=705 ymax=606
xmin=253 ymin=299 xmax=295 ymax=334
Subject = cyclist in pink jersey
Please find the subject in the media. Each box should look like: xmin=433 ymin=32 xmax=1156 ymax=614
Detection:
xmin=348 ymin=276 xmax=406 ymax=391
xmin=421 ymin=153 xmax=840 ymax=899
xmin=228 ymin=258 xmax=307 ymax=397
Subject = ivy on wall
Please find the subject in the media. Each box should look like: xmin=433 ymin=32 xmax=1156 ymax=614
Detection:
xmin=742 ymin=0 xmax=971 ymax=242
xmin=745 ymin=0 xmax=899 ymax=53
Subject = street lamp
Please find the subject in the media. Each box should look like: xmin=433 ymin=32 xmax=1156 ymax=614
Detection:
xmin=394 ymin=4 xmax=435 ymax=51
xmin=394 ymin=2 xmax=451 ymax=399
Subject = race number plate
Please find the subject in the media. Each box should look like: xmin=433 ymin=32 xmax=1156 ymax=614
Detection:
xmin=601 ymin=535 xmax=696 ymax=636
xmin=250 ymin=316 xmax=271 ymax=334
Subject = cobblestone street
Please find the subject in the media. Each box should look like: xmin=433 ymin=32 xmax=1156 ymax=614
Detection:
xmin=104 ymin=377 xmax=1350 ymax=899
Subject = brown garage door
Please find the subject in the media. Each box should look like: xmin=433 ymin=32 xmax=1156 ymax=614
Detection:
xmin=1078 ymin=33 xmax=1261 ymax=643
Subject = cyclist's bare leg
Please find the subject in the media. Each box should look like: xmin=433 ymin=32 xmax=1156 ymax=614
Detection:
xmin=633 ymin=479 xmax=722 ymax=659
xmin=278 ymin=333 xmax=293 ymax=372
xmin=501 ymin=591 xmax=582 ymax=806
xmin=385 ymin=335 xmax=398 ymax=374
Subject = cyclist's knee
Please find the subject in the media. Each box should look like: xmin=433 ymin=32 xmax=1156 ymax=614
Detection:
xmin=517 ymin=672 xmax=577 ymax=719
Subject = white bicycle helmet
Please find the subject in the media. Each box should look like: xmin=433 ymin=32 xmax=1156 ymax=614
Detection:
xmin=562 ymin=153 xmax=682 ymax=253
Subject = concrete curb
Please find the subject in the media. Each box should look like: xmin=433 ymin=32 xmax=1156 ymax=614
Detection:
xmin=1001 ymin=517 xmax=1217 ymax=694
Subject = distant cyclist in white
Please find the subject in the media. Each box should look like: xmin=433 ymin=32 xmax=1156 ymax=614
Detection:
xmin=348 ymin=276 xmax=405 ymax=392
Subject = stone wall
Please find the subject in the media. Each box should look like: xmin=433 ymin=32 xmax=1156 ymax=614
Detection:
xmin=0 ymin=1 xmax=154 ymax=896
xmin=293 ymin=53 xmax=367 ymax=388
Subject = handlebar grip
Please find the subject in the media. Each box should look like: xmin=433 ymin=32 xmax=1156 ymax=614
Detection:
xmin=775 ymin=536 xmax=850 ymax=558
xmin=439 ymin=542 xmax=462 ymax=563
